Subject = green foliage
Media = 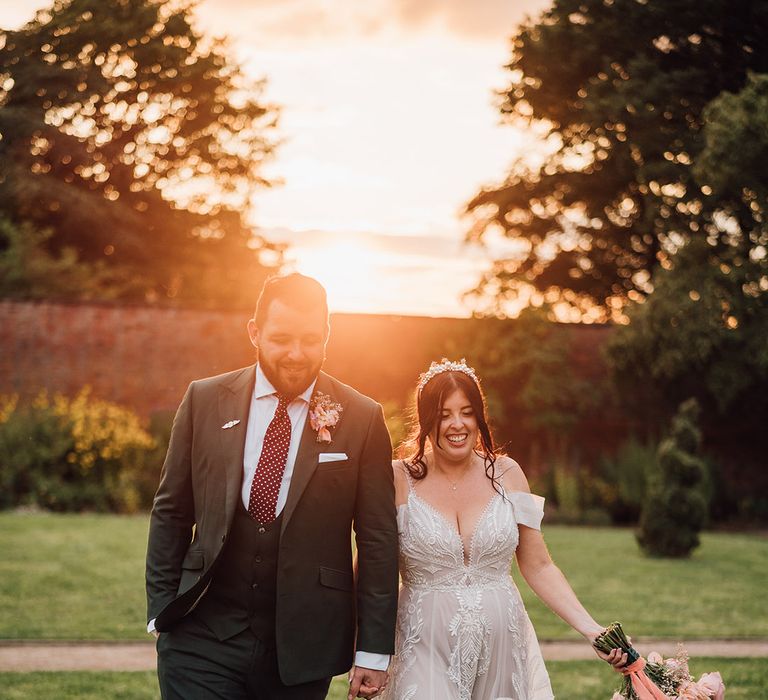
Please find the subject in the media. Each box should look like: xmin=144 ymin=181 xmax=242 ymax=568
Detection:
xmin=607 ymin=236 xmax=768 ymax=517
xmin=552 ymin=464 xmax=581 ymax=517
xmin=0 ymin=394 xmax=72 ymax=509
xmin=467 ymin=0 xmax=768 ymax=316
xmin=126 ymin=409 xmax=173 ymax=511
xmin=638 ymin=399 xmax=708 ymax=557
xmin=0 ymin=389 xmax=156 ymax=512
xmin=599 ymin=438 xmax=656 ymax=524
xmin=440 ymin=309 xmax=615 ymax=523
xmin=449 ymin=308 xmax=606 ymax=454
xmin=538 ymin=462 xmax=611 ymax=525
xmin=598 ymin=236 xmax=766 ymax=412
xmin=0 ymin=217 xmax=130 ymax=300
xmin=694 ymin=72 xmax=768 ymax=218
xmin=0 ymin=0 xmax=281 ymax=306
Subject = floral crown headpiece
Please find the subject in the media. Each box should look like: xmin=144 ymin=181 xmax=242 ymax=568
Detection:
xmin=417 ymin=358 xmax=480 ymax=394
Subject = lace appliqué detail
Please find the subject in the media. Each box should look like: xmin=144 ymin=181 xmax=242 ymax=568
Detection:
xmin=387 ymin=480 xmax=554 ymax=699
xmin=447 ymin=588 xmax=491 ymax=699
xmin=388 ymin=588 xmax=424 ymax=699
xmin=505 ymin=584 xmax=530 ymax=699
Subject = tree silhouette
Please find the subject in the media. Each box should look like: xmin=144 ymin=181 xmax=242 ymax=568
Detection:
xmin=467 ymin=0 xmax=768 ymax=319
xmin=0 ymin=0 xmax=282 ymax=306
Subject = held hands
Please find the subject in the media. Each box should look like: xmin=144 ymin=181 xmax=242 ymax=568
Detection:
xmin=348 ymin=665 xmax=389 ymax=700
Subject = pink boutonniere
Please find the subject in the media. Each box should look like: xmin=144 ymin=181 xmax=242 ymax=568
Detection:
xmin=309 ymin=392 xmax=343 ymax=443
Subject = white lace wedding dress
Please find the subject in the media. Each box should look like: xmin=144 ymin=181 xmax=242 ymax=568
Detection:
xmin=382 ymin=475 xmax=555 ymax=700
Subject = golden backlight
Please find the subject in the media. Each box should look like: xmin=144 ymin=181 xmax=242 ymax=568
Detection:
xmin=292 ymin=237 xmax=389 ymax=315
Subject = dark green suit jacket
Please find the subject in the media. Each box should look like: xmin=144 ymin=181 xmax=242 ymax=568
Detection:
xmin=145 ymin=366 xmax=399 ymax=685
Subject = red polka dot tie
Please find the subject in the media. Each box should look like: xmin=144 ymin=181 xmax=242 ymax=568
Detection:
xmin=248 ymin=394 xmax=291 ymax=523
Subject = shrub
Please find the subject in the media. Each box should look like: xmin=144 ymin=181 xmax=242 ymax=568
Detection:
xmin=600 ymin=438 xmax=657 ymax=523
xmin=123 ymin=409 xmax=174 ymax=511
xmin=637 ymin=399 xmax=709 ymax=557
xmin=553 ymin=464 xmax=581 ymax=518
xmin=539 ymin=462 xmax=611 ymax=525
xmin=0 ymin=389 xmax=155 ymax=512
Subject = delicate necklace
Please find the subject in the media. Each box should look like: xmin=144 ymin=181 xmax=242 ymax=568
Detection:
xmin=437 ymin=465 xmax=471 ymax=491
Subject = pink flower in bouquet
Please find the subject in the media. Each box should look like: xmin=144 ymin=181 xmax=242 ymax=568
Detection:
xmin=610 ymin=693 xmax=624 ymax=700
xmin=647 ymin=651 xmax=664 ymax=665
xmin=676 ymin=680 xmax=709 ymax=700
xmin=664 ymin=648 xmax=692 ymax=686
xmin=696 ymin=672 xmax=725 ymax=700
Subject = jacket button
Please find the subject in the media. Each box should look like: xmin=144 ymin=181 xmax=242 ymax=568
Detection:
xmin=258 ymin=527 xmax=266 ymax=534
xmin=255 ymin=555 xmax=262 ymax=563
xmin=252 ymin=583 xmax=259 ymax=589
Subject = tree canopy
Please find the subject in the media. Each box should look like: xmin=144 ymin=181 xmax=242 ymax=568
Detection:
xmin=694 ymin=71 xmax=768 ymax=230
xmin=0 ymin=0 xmax=281 ymax=306
xmin=467 ymin=0 xmax=768 ymax=319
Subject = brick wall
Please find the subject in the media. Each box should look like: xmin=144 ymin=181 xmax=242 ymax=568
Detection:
xmin=1 ymin=300 xmax=254 ymax=416
xmin=0 ymin=300 xmax=615 ymax=444
xmin=1 ymin=299 xmax=631 ymax=477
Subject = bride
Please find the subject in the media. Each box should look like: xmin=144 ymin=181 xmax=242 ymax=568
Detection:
xmin=378 ymin=359 xmax=626 ymax=700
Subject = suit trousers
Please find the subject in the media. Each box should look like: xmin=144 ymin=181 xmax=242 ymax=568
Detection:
xmin=157 ymin=613 xmax=332 ymax=700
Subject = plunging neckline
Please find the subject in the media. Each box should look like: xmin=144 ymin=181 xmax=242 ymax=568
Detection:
xmin=408 ymin=489 xmax=502 ymax=567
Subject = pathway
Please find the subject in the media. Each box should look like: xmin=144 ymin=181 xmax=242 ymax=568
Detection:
xmin=1 ymin=639 xmax=766 ymax=672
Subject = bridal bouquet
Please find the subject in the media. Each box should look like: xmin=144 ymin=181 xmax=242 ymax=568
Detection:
xmin=594 ymin=623 xmax=725 ymax=700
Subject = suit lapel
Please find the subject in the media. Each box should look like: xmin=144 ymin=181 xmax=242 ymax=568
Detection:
xmin=281 ymin=372 xmax=346 ymax=535
xmin=218 ymin=365 xmax=256 ymax=528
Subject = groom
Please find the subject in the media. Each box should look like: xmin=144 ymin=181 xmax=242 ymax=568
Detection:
xmin=146 ymin=273 xmax=399 ymax=699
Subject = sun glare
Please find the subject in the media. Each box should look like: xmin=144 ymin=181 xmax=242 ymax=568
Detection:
xmin=290 ymin=237 xmax=392 ymax=315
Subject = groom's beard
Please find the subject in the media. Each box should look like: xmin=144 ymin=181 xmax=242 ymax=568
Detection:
xmin=259 ymin=355 xmax=323 ymax=399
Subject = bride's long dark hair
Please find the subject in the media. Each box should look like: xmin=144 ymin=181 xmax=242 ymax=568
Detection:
xmin=404 ymin=369 xmax=500 ymax=491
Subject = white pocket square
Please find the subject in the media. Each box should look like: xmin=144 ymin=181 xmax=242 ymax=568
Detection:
xmin=319 ymin=452 xmax=348 ymax=463
xmin=221 ymin=419 xmax=241 ymax=430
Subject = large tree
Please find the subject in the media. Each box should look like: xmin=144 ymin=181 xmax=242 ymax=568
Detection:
xmin=0 ymin=0 xmax=281 ymax=306
xmin=606 ymin=74 xmax=768 ymax=517
xmin=466 ymin=0 xmax=768 ymax=319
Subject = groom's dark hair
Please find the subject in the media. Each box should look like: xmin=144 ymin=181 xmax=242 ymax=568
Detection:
xmin=254 ymin=273 xmax=329 ymax=328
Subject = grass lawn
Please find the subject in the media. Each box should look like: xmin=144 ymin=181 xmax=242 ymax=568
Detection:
xmin=0 ymin=512 xmax=766 ymax=640
xmin=2 ymin=659 xmax=766 ymax=699
xmin=512 ymin=525 xmax=768 ymax=640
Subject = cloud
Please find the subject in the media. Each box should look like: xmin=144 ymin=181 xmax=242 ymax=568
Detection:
xmin=193 ymin=0 xmax=550 ymax=44
xmin=194 ymin=0 xmax=390 ymax=44
xmin=3 ymin=0 xmax=552 ymax=46
xmin=393 ymin=0 xmax=551 ymax=39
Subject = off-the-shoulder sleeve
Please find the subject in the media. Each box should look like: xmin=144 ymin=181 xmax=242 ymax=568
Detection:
xmin=509 ymin=492 xmax=545 ymax=530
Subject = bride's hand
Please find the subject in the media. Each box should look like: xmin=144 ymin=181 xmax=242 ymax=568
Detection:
xmin=348 ymin=665 xmax=388 ymax=699
xmin=586 ymin=630 xmax=631 ymax=673
xmin=595 ymin=646 xmax=629 ymax=671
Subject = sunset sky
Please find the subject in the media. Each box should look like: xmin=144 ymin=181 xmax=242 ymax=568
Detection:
xmin=1 ymin=0 xmax=551 ymax=317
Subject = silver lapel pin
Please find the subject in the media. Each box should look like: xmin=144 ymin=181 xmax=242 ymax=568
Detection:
xmin=221 ymin=419 xmax=241 ymax=430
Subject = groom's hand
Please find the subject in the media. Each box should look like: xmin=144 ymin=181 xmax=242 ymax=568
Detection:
xmin=348 ymin=665 xmax=388 ymax=699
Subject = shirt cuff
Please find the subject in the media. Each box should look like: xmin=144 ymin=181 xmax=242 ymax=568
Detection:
xmin=354 ymin=651 xmax=390 ymax=671
xmin=147 ymin=618 xmax=157 ymax=634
